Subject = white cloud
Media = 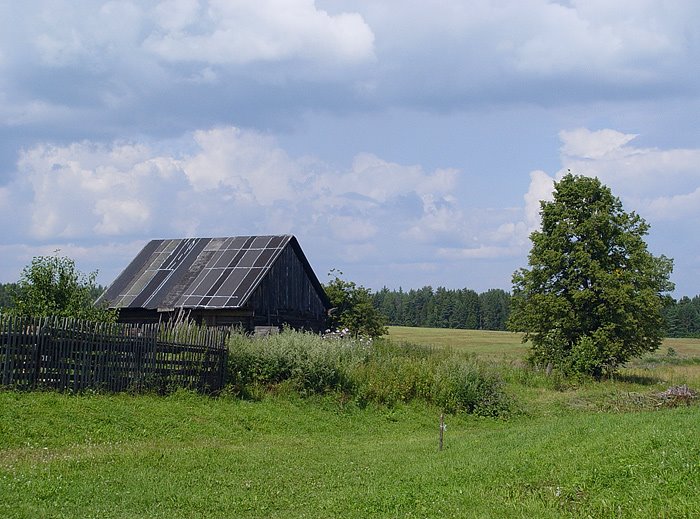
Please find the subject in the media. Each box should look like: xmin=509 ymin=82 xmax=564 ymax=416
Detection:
xmin=145 ymin=0 xmax=375 ymax=65
xmin=3 ymin=124 xmax=700 ymax=293
xmin=509 ymin=0 xmax=676 ymax=77
xmin=559 ymin=128 xmax=638 ymax=159
xmin=402 ymin=194 xmax=465 ymax=244
xmin=94 ymin=199 xmax=151 ymax=235
xmin=437 ymin=245 xmax=517 ymax=260
xmin=152 ymin=0 xmax=201 ymax=32
xmin=317 ymin=153 xmax=457 ymax=205
xmin=523 ymin=170 xmax=555 ymax=232
xmin=5 ymin=126 xmax=469 ymax=256
xmin=16 ymin=141 xmax=182 ymax=239
xmin=183 ymin=127 xmax=302 ymax=203
xmin=559 ymin=128 xmax=700 ymax=219
xmin=328 ymin=216 xmax=378 ymax=243
xmin=647 ymin=188 xmax=700 ymax=219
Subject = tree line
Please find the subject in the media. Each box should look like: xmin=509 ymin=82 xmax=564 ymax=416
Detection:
xmin=370 ymin=285 xmax=700 ymax=337
xmin=663 ymin=296 xmax=700 ymax=338
xmin=0 ymin=256 xmax=698 ymax=338
xmin=372 ymin=286 xmax=511 ymax=330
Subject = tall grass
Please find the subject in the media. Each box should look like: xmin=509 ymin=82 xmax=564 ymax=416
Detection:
xmin=226 ymin=330 xmax=510 ymax=416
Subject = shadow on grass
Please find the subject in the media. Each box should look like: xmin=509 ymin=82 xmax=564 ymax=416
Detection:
xmin=610 ymin=373 xmax=662 ymax=386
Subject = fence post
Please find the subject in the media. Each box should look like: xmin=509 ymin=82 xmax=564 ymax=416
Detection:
xmin=439 ymin=413 xmax=445 ymax=451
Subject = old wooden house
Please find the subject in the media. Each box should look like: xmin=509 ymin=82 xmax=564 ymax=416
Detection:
xmin=98 ymin=235 xmax=331 ymax=331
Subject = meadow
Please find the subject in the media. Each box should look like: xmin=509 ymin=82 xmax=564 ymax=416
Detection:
xmin=1 ymin=327 xmax=699 ymax=518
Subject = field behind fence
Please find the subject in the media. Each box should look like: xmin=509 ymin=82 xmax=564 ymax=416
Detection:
xmin=0 ymin=314 xmax=228 ymax=393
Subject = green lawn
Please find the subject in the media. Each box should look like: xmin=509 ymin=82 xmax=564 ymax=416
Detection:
xmin=1 ymin=391 xmax=699 ymax=518
xmin=2 ymin=328 xmax=700 ymax=518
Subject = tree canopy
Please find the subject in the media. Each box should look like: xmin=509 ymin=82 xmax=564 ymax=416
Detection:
xmin=508 ymin=174 xmax=674 ymax=377
xmin=8 ymin=253 xmax=117 ymax=323
xmin=373 ymin=286 xmax=510 ymax=330
xmin=324 ymin=271 xmax=388 ymax=338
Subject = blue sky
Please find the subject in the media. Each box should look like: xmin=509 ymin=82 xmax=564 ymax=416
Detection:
xmin=1 ymin=1 xmax=699 ymax=296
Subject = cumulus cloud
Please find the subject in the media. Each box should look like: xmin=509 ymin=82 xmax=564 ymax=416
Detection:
xmin=2 ymin=0 xmax=697 ymax=139
xmin=145 ymin=0 xmax=375 ymax=65
xmin=559 ymin=128 xmax=700 ymax=219
xmin=523 ymin=170 xmax=555 ymax=232
xmin=559 ymin=128 xmax=638 ymax=160
xmin=2 ymin=126 xmax=473 ymax=270
xmin=437 ymin=245 xmax=517 ymax=260
xmin=3 ymin=124 xmax=698 ymax=293
xmin=350 ymin=0 xmax=700 ymax=108
xmin=496 ymin=125 xmax=700 ymax=278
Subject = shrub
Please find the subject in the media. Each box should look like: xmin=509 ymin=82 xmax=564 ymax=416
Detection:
xmin=226 ymin=329 xmax=511 ymax=416
xmin=227 ymin=329 xmax=360 ymax=397
xmin=431 ymin=357 xmax=510 ymax=416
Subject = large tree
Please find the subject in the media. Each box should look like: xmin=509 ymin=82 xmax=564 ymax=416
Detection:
xmin=8 ymin=253 xmax=117 ymax=323
xmin=508 ymin=174 xmax=674 ymax=377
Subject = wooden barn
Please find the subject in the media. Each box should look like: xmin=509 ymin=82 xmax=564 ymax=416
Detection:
xmin=98 ymin=235 xmax=331 ymax=332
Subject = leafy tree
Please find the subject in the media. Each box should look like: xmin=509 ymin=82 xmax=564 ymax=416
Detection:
xmin=508 ymin=174 xmax=674 ymax=378
xmin=324 ymin=271 xmax=388 ymax=338
xmin=8 ymin=253 xmax=117 ymax=323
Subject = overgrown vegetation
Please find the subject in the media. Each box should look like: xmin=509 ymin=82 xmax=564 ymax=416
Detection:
xmin=226 ymin=329 xmax=510 ymax=417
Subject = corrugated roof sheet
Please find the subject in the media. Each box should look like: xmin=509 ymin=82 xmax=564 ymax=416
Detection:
xmin=101 ymin=235 xmax=299 ymax=310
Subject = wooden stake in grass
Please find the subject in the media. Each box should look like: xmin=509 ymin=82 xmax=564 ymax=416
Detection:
xmin=439 ymin=413 xmax=445 ymax=451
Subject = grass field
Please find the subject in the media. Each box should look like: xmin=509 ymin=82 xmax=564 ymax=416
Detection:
xmin=1 ymin=327 xmax=699 ymax=518
xmin=388 ymin=325 xmax=700 ymax=387
xmin=387 ymin=326 xmax=527 ymax=359
xmin=388 ymin=325 xmax=700 ymax=360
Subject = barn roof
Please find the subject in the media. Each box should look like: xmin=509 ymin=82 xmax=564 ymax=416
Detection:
xmin=99 ymin=235 xmax=328 ymax=311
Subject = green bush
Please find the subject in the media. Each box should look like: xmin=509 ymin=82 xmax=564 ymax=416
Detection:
xmin=226 ymin=329 xmax=511 ymax=416
xmin=431 ymin=357 xmax=510 ymax=416
xmin=226 ymin=330 xmax=360 ymax=397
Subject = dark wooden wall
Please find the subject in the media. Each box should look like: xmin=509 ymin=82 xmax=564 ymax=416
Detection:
xmin=248 ymin=244 xmax=329 ymax=331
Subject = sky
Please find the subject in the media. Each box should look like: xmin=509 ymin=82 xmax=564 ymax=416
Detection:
xmin=1 ymin=0 xmax=699 ymax=297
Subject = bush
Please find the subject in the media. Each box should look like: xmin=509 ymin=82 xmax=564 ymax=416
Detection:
xmin=431 ymin=357 xmax=510 ymax=416
xmin=226 ymin=329 xmax=360 ymax=398
xmin=226 ymin=329 xmax=511 ymax=416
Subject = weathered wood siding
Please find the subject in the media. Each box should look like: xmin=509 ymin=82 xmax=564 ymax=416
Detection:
xmin=0 ymin=315 xmax=228 ymax=393
xmin=249 ymin=244 xmax=329 ymax=330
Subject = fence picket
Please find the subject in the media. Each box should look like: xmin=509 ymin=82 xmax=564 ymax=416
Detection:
xmin=0 ymin=315 xmax=228 ymax=394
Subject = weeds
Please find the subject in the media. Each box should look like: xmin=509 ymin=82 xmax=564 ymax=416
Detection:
xmin=226 ymin=329 xmax=511 ymax=416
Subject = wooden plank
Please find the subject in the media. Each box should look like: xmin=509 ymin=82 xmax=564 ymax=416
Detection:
xmin=0 ymin=316 xmax=228 ymax=394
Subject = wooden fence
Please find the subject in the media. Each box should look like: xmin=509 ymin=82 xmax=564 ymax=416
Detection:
xmin=0 ymin=315 xmax=229 ymax=393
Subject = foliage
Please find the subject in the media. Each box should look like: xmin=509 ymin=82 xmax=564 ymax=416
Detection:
xmin=324 ymin=270 xmax=388 ymax=338
xmin=374 ymin=286 xmax=511 ymax=330
xmin=663 ymin=295 xmax=700 ymax=337
xmin=508 ymin=174 xmax=674 ymax=378
xmin=8 ymin=253 xmax=117 ymax=322
xmin=0 ymin=283 xmax=16 ymax=309
xmin=226 ymin=329 xmax=511 ymax=416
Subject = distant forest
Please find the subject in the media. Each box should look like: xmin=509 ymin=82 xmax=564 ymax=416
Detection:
xmin=372 ymin=286 xmax=700 ymax=338
xmin=1 ymin=281 xmax=699 ymax=337
xmin=372 ymin=287 xmax=511 ymax=331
